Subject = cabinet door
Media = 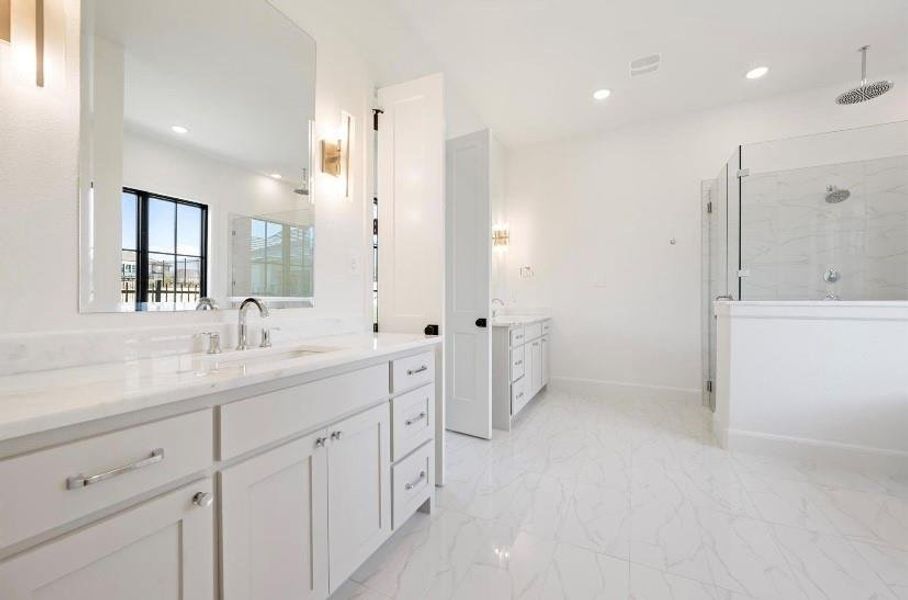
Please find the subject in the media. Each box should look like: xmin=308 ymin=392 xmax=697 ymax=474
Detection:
xmin=530 ymin=338 xmax=543 ymax=396
xmin=221 ymin=432 xmax=328 ymax=600
xmin=326 ymin=402 xmax=391 ymax=591
xmin=0 ymin=479 xmax=214 ymax=600
xmin=541 ymin=335 xmax=550 ymax=386
xmin=524 ymin=342 xmax=535 ymax=400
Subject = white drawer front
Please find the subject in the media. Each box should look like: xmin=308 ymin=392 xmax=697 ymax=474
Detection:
xmin=391 ymin=440 xmax=433 ymax=529
xmin=391 ymin=351 xmax=435 ymax=393
xmin=391 ymin=384 xmax=434 ymax=461
xmin=510 ymin=345 xmax=526 ymax=382
xmin=509 ymin=327 xmax=526 ymax=347
xmin=511 ymin=376 xmax=530 ymax=416
xmin=0 ymin=410 xmax=212 ymax=550
xmin=219 ymin=364 xmax=389 ymax=460
xmin=525 ymin=322 xmax=543 ymax=341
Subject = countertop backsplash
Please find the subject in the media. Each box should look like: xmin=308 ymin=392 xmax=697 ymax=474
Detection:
xmin=0 ymin=314 xmax=366 ymax=376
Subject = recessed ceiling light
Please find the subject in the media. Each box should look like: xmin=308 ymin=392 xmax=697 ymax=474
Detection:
xmin=171 ymin=125 xmax=189 ymax=134
xmin=593 ymin=88 xmax=611 ymax=101
xmin=269 ymin=173 xmax=283 ymax=180
xmin=745 ymin=66 xmax=769 ymax=80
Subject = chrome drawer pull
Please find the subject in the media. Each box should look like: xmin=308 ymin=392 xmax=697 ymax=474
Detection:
xmin=514 ymin=360 xmax=523 ymax=366
xmin=66 ymin=448 xmax=164 ymax=490
xmin=404 ymin=470 xmax=426 ymax=490
xmin=405 ymin=411 xmax=427 ymax=426
xmin=407 ymin=365 xmax=429 ymax=376
xmin=516 ymin=392 xmax=524 ymax=399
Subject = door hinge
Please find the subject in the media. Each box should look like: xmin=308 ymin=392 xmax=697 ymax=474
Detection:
xmin=372 ymin=108 xmax=384 ymax=131
xmin=736 ymin=168 xmax=750 ymax=178
xmin=706 ymin=380 xmax=713 ymax=393
xmin=373 ymin=218 xmax=378 ymax=235
xmin=706 ymin=201 xmax=713 ymax=214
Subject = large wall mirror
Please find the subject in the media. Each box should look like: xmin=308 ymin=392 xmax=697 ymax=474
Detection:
xmin=78 ymin=0 xmax=316 ymax=312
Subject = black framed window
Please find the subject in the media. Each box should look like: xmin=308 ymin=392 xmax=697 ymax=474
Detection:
xmin=121 ymin=188 xmax=208 ymax=311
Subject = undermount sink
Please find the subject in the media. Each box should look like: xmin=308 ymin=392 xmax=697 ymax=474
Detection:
xmin=179 ymin=345 xmax=337 ymax=375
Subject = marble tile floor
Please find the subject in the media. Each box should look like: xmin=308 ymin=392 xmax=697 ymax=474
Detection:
xmin=330 ymin=388 xmax=908 ymax=600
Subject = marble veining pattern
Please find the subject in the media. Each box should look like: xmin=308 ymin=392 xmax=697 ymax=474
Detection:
xmin=741 ymin=154 xmax=908 ymax=301
xmin=332 ymin=388 xmax=908 ymax=599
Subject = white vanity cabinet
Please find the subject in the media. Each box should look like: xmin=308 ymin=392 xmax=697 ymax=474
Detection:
xmin=0 ymin=479 xmax=215 ymax=600
xmin=492 ymin=318 xmax=551 ymax=431
xmin=0 ymin=342 xmax=439 ymax=600
xmin=221 ymin=431 xmax=329 ymax=600
xmin=325 ymin=403 xmax=391 ymax=588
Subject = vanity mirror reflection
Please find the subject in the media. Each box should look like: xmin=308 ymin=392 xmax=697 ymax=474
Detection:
xmin=78 ymin=0 xmax=316 ymax=312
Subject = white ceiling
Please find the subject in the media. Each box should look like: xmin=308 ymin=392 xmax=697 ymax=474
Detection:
xmin=92 ymin=0 xmax=316 ymax=183
xmin=316 ymin=0 xmax=908 ymax=147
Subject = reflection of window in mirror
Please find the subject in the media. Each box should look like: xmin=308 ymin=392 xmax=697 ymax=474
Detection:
xmin=232 ymin=216 xmax=313 ymax=300
xmin=120 ymin=189 xmax=208 ymax=311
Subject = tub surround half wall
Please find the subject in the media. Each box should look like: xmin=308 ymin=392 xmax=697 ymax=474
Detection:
xmin=715 ymin=301 xmax=908 ymax=469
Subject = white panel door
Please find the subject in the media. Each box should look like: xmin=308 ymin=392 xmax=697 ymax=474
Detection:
xmin=444 ymin=130 xmax=492 ymax=439
xmin=326 ymin=403 xmax=391 ymax=592
xmin=376 ymin=73 xmax=445 ymax=334
xmin=0 ymin=480 xmax=214 ymax=600
xmin=376 ymin=73 xmax=446 ymax=485
xmin=529 ymin=338 xmax=543 ymax=398
xmin=221 ymin=433 xmax=328 ymax=600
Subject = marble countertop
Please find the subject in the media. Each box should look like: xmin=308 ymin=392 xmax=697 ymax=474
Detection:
xmin=491 ymin=314 xmax=551 ymax=327
xmin=0 ymin=332 xmax=441 ymax=443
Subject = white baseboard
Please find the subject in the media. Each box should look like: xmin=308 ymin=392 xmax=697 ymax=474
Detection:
xmin=725 ymin=428 xmax=908 ymax=472
xmin=549 ymin=376 xmax=701 ymax=404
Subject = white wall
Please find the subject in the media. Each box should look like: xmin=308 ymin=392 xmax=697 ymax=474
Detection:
xmin=0 ymin=0 xmax=376 ymax=336
xmin=503 ymin=74 xmax=908 ymax=393
xmin=715 ymin=301 xmax=908 ymax=467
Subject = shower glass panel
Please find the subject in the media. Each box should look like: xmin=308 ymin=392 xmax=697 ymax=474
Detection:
xmin=702 ymin=148 xmax=740 ymax=411
xmin=739 ymin=121 xmax=908 ymax=300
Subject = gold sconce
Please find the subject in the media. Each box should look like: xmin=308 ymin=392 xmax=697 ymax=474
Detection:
xmin=492 ymin=225 xmax=510 ymax=247
xmin=1 ymin=0 xmax=11 ymax=44
xmin=321 ymin=139 xmax=342 ymax=177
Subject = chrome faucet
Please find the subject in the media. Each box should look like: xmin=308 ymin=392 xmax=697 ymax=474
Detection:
xmin=491 ymin=297 xmax=505 ymax=318
xmin=237 ymin=297 xmax=269 ymax=350
xmin=195 ymin=297 xmax=219 ymax=311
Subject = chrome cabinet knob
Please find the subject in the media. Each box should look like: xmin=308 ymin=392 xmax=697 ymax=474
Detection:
xmin=193 ymin=492 xmax=214 ymax=508
xmin=331 ymin=431 xmax=343 ymax=441
xmin=315 ymin=436 xmax=327 ymax=448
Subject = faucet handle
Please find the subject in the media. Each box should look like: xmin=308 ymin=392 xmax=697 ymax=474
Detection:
xmin=260 ymin=327 xmax=281 ymax=348
xmin=196 ymin=331 xmax=222 ymax=355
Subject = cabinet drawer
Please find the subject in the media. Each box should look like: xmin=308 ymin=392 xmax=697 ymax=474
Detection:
xmin=219 ymin=364 xmax=389 ymax=460
xmin=525 ymin=322 xmax=543 ymax=341
xmin=391 ymin=351 xmax=435 ymax=393
xmin=391 ymin=384 xmax=434 ymax=461
xmin=511 ymin=376 xmax=529 ymax=416
xmin=509 ymin=327 xmax=526 ymax=347
xmin=391 ymin=440 xmax=433 ymax=529
xmin=510 ymin=345 xmax=525 ymax=382
xmin=0 ymin=410 xmax=212 ymax=550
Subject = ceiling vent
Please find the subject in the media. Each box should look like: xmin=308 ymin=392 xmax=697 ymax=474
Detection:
xmin=629 ymin=53 xmax=661 ymax=77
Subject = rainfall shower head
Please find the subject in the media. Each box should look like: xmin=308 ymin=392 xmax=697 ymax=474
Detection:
xmin=825 ymin=185 xmax=850 ymax=203
xmin=836 ymin=46 xmax=894 ymax=105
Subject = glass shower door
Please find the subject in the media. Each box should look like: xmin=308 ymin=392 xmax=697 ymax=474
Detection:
xmin=702 ymin=148 xmax=740 ymax=412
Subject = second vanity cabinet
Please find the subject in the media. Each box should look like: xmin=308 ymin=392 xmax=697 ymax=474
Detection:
xmin=0 ymin=343 xmax=438 ymax=600
xmin=493 ymin=318 xmax=551 ymax=431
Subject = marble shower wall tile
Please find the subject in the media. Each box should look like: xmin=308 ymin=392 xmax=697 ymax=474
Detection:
xmin=740 ymin=154 xmax=908 ymax=301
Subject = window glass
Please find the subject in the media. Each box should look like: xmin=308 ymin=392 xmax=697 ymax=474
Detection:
xmin=121 ymin=192 xmax=138 ymax=250
xmin=177 ymin=204 xmax=202 ymax=256
xmin=148 ymin=198 xmax=176 ymax=253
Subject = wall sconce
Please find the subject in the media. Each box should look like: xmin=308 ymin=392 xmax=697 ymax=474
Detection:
xmin=321 ymin=139 xmax=342 ymax=177
xmin=492 ymin=225 xmax=510 ymax=247
xmin=1 ymin=0 xmax=11 ymax=44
